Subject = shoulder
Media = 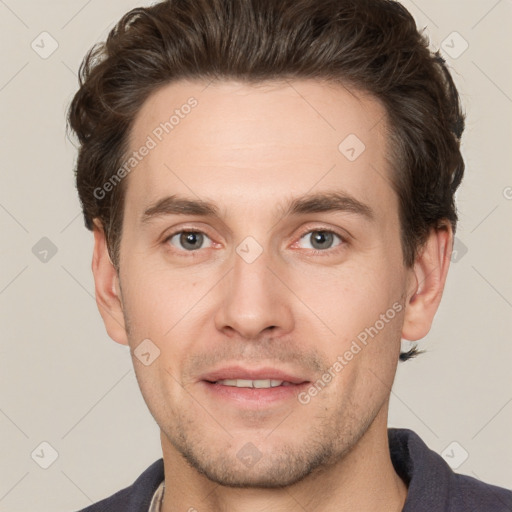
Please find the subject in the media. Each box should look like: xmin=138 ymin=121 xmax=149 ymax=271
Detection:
xmin=74 ymin=459 xmax=164 ymax=512
xmin=388 ymin=428 xmax=512 ymax=512
xmin=449 ymin=471 xmax=512 ymax=511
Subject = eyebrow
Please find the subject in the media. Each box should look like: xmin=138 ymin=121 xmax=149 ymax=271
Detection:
xmin=141 ymin=191 xmax=375 ymax=224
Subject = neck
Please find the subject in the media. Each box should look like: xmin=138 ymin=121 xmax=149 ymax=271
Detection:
xmin=160 ymin=411 xmax=407 ymax=512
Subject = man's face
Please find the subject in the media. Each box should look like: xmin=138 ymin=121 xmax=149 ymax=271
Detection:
xmin=114 ymin=79 xmax=413 ymax=487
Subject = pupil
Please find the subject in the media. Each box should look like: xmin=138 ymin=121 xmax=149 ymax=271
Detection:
xmin=312 ymin=231 xmax=332 ymax=249
xmin=181 ymin=232 xmax=202 ymax=250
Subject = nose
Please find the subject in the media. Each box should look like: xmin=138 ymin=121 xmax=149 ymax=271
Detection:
xmin=214 ymin=243 xmax=294 ymax=340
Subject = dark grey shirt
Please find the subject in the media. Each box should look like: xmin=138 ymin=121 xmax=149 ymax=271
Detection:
xmin=77 ymin=428 xmax=512 ymax=511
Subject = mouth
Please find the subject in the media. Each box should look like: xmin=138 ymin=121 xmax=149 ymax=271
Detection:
xmin=212 ymin=378 xmax=297 ymax=388
xmin=199 ymin=366 xmax=310 ymax=406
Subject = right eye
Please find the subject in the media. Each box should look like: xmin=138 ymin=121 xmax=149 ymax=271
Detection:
xmin=164 ymin=230 xmax=213 ymax=252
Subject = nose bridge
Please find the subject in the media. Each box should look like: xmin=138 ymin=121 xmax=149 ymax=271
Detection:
xmin=214 ymin=234 xmax=293 ymax=338
xmin=232 ymin=235 xmax=272 ymax=291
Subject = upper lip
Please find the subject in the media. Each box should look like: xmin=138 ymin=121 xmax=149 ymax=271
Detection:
xmin=200 ymin=366 xmax=309 ymax=384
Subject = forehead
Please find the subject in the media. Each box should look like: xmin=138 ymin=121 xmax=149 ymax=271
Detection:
xmin=124 ymin=79 xmax=394 ymax=220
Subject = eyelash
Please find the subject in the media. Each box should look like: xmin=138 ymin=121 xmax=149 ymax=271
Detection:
xmin=162 ymin=227 xmax=347 ymax=257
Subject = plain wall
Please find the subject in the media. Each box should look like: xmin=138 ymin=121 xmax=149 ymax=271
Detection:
xmin=0 ymin=0 xmax=511 ymax=510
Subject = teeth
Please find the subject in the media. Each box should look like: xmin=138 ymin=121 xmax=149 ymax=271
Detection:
xmin=216 ymin=379 xmax=286 ymax=388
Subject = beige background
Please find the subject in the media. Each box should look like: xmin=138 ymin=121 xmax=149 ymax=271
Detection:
xmin=0 ymin=0 xmax=511 ymax=510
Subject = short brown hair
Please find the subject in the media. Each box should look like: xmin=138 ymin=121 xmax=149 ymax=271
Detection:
xmin=67 ymin=0 xmax=465 ymax=271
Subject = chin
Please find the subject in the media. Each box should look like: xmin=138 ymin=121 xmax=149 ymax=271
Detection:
xmin=171 ymin=431 xmax=342 ymax=489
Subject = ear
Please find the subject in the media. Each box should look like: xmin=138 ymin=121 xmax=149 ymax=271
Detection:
xmin=402 ymin=223 xmax=453 ymax=341
xmin=91 ymin=220 xmax=129 ymax=345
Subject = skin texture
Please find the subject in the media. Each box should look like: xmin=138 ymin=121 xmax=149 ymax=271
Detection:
xmin=92 ymin=79 xmax=452 ymax=512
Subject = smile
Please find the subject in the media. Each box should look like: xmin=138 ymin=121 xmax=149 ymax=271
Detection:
xmin=214 ymin=379 xmax=295 ymax=388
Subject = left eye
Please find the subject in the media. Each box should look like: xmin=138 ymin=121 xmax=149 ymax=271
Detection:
xmin=166 ymin=231 xmax=213 ymax=251
xmin=297 ymin=230 xmax=343 ymax=251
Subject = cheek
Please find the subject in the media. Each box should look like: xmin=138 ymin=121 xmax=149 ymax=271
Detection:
xmin=119 ymin=265 xmax=210 ymax=390
xmin=289 ymin=258 xmax=405 ymax=394
xmin=314 ymin=297 xmax=403 ymax=414
xmin=290 ymin=257 xmax=404 ymax=332
xmin=120 ymin=258 xmax=195 ymax=333
xmin=130 ymin=357 xmax=185 ymax=434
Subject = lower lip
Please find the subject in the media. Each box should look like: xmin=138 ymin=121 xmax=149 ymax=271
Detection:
xmin=200 ymin=381 xmax=309 ymax=406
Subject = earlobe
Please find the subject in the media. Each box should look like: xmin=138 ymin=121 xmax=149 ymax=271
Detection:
xmin=401 ymin=224 xmax=453 ymax=341
xmin=91 ymin=220 xmax=129 ymax=345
